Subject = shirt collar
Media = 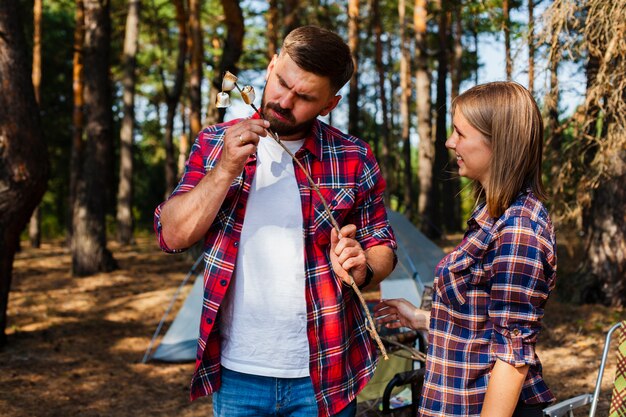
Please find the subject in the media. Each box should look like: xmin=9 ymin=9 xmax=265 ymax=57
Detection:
xmin=300 ymin=119 xmax=323 ymax=161
xmin=467 ymin=202 xmax=494 ymax=232
xmin=467 ymin=188 xmax=534 ymax=231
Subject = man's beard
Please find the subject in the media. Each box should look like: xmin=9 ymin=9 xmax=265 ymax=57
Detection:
xmin=261 ymin=91 xmax=316 ymax=138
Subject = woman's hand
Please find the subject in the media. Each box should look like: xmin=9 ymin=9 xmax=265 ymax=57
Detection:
xmin=374 ymin=298 xmax=430 ymax=330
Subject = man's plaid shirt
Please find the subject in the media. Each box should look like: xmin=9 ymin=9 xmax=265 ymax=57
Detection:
xmin=419 ymin=190 xmax=557 ymax=416
xmin=154 ymin=116 xmax=396 ymax=417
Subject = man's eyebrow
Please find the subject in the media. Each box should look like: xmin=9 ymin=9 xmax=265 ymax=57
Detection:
xmin=276 ymin=73 xmax=317 ymax=101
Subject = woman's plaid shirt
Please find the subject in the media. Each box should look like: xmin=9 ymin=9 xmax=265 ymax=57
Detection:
xmin=419 ymin=191 xmax=557 ymax=416
xmin=154 ymin=117 xmax=396 ymax=417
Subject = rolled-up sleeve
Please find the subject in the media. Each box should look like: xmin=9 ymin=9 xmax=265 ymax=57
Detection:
xmin=351 ymin=144 xmax=397 ymax=254
xmin=488 ymin=216 xmax=554 ymax=367
xmin=153 ymin=130 xmax=213 ymax=253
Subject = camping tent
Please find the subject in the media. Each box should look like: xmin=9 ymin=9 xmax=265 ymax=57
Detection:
xmin=143 ymin=210 xmax=445 ymax=363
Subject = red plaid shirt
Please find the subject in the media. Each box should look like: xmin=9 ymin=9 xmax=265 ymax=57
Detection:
xmin=419 ymin=191 xmax=557 ymax=416
xmin=154 ymin=116 xmax=396 ymax=417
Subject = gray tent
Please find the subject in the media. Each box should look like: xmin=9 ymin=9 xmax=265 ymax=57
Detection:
xmin=143 ymin=210 xmax=445 ymax=363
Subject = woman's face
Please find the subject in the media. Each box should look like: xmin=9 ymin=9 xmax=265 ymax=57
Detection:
xmin=446 ymin=110 xmax=493 ymax=188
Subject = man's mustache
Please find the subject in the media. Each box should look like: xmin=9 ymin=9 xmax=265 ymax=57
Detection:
xmin=265 ymin=102 xmax=295 ymax=123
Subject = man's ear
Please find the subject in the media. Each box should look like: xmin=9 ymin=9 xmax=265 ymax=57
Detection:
xmin=319 ymin=95 xmax=341 ymax=117
xmin=265 ymin=54 xmax=278 ymax=82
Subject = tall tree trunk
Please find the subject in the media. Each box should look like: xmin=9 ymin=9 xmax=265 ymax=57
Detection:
xmin=0 ymin=0 xmax=50 ymax=346
xmin=214 ymin=0 xmax=244 ymax=124
xmin=429 ymin=0 xmax=449 ymax=239
xmin=373 ymin=0 xmax=390 ymax=200
xmin=385 ymin=34 xmax=398 ymax=202
xmin=582 ymin=157 xmax=626 ymax=305
xmin=267 ymin=0 xmax=279 ymax=59
xmin=282 ymin=0 xmax=302 ymax=37
xmin=503 ymin=0 xmax=512 ymax=80
xmin=117 ymin=0 xmax=141 ymax=246
xmin=72 ymin=0 xmax=117 ymax=276
xmin=164 ymin=0 xmax=187 ymax=196
xmin=415 ymin=0 xmax=434 ymax=229
xmin=579 ymin=1 xmax=626 ymax=304
xmin=447 ymin=2 xmax=462 ymax=230
xmin=178 ymin=103 xmax=190 ymax=177
xmin=450 ymin=2 xmax=462 ymax=102
xmin=399 ymin=0 xmax=413 ymax=216
xmin=28 ymin=0 xmax=43 ymax=249
xmin=188 ymin=0 xmax=203 ymax=136
xmin=546 ymin=34 xmax=560 ymax=178
xmin=528 ymin=0 xmax=535 ymax=96
xmin=69 ymin=0 xmax=85 ymax=244
xmin=348 ymin=0 xmax=360 ymax=136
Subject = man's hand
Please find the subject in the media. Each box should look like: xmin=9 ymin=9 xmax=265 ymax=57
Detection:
xmin=330 ymin=224 xmax=368 ymax=287
xmin=217 ymin=118 xmax=270 ymax=179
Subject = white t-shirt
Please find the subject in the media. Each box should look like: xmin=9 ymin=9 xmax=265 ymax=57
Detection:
xmin=219 ymin=137 xmax=310 ymax=378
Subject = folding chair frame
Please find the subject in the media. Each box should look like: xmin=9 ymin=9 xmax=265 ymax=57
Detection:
xmin=543 ymin=321 xmax=624 ymax=417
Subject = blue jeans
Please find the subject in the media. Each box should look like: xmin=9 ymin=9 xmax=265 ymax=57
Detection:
xmin=213 ymin=367 xmax=357 ymax=417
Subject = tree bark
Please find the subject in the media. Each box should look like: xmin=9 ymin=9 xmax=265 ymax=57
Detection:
xmin=0 ymin=0 xmax=49 ymax=345
xmin=267 ymin=0 xmax=279 ymax=59
xmin=214 ymin=0 xmax=244 ymax=124
xmin=69 ymin=0 xmax=85 ymax=244
xmin=71 ymin=0 xmax=117 ymax=276
xmin=447 ymin=3 xmax=462 ymax=230
xmin=503 ymin=0 xmax=512 ymax=80
xmin=415 ymin=0 xmax=435 ymax=229
xmin=282 ymin=0 xmax=302 ymax=37
xmin=546 ymin=32 xmax=560 ymax=181
xmin=450 ymin=2 xmax=462 ymax=102
xmin=373 ymin=0 xmax=390 ymax=200
xmin=163 ymin=0 xmax=187 ymax=196
xmin=117 ymin=0 xmax=141 ymax=246
xmin=399 ymin=0 xmax=413 ymax=216
xmin=582 ymin=160 xmax=626 ymax=306
xmin=188 ymin=0 xmax=203 ymax=136
xmin=28 ymin=0 xmax=43 ymax=249
xmin=528 ymin=0 xmax=535 ymax=96
xmin=348 ymin=0 xmax=360 ymax=137
xmin=429 ymin=0 xmax=449 ymax=239
xmin=177 ymin=103 xmax=190 ymax=177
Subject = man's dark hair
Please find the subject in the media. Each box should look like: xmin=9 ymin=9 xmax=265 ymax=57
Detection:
xmin=280 ymin=25 xmax=355 ymax=93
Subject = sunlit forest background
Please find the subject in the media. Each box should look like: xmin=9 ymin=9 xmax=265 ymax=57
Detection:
xmin=1 ymin=0 xmax=624 ymax=349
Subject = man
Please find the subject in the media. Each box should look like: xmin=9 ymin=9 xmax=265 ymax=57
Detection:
xmin=154 ymin=25 xmax=396 ymax=417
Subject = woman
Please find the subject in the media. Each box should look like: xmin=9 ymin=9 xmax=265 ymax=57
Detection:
xmin=375 ymin=82 xmax=557 ymax=417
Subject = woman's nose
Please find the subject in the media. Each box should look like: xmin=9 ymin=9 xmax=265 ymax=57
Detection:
xmin=445 ymin=134 xmax=456 ymax=150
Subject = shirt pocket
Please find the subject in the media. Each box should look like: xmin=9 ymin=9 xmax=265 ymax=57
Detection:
xmin=312 ymin=186 xmax=356 ymax=246
xmin=435 ymin=249 xmax=488 ymax=307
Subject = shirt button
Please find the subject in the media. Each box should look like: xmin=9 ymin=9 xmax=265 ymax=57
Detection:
xmin=205 ymin=317 xmax=213 ymax=324
xmin=220 ymin=279 xmax=228 ymax=286
xmin=512 ymin=328 xmax=521 ymax=336
xmin=233 ymin=241 xmax=239 ymax=247
xmin=331 ymin=199 xmax=338 ymax=206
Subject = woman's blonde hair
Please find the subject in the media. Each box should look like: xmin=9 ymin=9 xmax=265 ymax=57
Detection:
xmin=451 ymin=81 xmax=546 ymax=218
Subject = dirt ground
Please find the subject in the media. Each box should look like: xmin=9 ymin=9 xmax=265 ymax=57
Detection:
xmin=1 ymin=237 xmax=623 ymax=416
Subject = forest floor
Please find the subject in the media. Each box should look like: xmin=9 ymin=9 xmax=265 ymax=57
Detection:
xmin=1 ymin=236 xmax=624 ymax=416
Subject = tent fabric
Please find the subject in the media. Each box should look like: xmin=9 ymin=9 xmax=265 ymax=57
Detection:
xmin=145 ymin=210 xmax=446 ymax=363
xmin=151 ymin=270 xmax=204 ymax=362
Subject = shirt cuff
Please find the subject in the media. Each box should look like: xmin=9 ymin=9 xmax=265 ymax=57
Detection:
xmin=155 ymin=219 xmax=186 ymax=254
xmin=491 ymin=327 xmax=537 ymax=367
